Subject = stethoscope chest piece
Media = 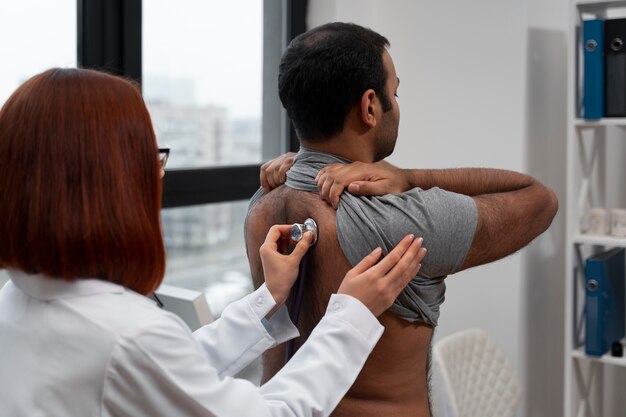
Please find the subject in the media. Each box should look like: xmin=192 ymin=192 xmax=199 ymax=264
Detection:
xmin=290 ymin=218 xmax=318 ymax=246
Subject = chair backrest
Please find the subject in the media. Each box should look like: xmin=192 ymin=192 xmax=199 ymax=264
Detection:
xmin=432 ymin=328 xmax=521 ymax=417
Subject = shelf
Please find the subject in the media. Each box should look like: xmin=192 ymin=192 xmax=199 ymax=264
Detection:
xmin=567 ymin=1 xmax=626 ymax=414
xmin=574 ymin=118 xmax=626 ymax=127
xmin=576 ymin=1 xmax=626 ymax=13
xmin=573 ymin=234 xmax=626 ymax=247
xmin=572 ymin=348 xmax=626 ymax=367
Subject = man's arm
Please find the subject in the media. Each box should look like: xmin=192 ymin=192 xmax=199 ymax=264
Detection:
xmin=403 ymin=168 xmax=558 ymax=270
xmin=315 ymin=162 xmax=559 ymax=271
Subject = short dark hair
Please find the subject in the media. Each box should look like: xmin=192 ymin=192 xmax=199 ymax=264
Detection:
xmin=278 ymin=22 xmax=391 ymax=143
xmin=0 ymin=68 xmax=166 ymax=295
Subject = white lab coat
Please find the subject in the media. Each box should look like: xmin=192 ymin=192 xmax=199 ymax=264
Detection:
xmin=0 ymin=269 xmax=383 ymax=417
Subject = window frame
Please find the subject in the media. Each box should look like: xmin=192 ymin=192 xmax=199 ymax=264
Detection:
xmin=77 ymin=0 xmax=308 ymax=207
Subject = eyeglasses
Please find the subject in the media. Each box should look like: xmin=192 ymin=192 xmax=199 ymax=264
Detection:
xmin=158 ymin=148 xmax=170 ymax=170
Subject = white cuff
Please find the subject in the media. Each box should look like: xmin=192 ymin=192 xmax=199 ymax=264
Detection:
xmin=324 ymin=293 xmax=384 ymax=347
xmin=264 ymin=304 xmax=300 ymax=345
xmin=248 ymin=284 xmax=299 ymax=345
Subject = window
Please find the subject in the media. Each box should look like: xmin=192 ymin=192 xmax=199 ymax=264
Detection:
xmin=143 ymin=1 xmax=265 ymax=315
xmin=143 ymin=0 xmax=263 ymax=168
xmin=0 ymin=0 xmax=76 ymax=106
xmin=161 ymin=201 xmax=253 ymax=317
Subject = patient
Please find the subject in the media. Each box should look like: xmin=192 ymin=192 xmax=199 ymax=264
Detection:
xmin=246 ymin=22 xmax=558 ymax=417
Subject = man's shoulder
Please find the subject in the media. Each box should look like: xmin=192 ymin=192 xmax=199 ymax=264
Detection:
xmin=248 ymin=186 xmax=327 ymax=216
xmin=247 ymin=186 xmax=293 ymax=214
xmin=247 ymin=187 xmax=266 ymax=214
xmin=245 ymin=186 xmax=306 ymax=236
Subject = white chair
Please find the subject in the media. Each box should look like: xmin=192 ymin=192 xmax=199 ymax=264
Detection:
xmin=431 ymin=328 xmax=521 ymax=417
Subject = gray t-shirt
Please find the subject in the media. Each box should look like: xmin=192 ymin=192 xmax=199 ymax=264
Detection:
xmin=248 ymin=148 xmax=478 ymax=326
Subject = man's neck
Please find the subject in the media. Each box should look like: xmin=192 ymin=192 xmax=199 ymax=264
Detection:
xmin=301 ymin=134 xmax=374 ymax=163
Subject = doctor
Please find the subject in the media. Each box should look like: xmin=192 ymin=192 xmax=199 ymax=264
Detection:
xmin=0 ymin=68 xmax=426 ymax=417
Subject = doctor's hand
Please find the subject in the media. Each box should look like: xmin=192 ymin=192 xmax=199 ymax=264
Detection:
xmin=316 ymin=160 xmax=411 ymax=209
xmin=260 ymin=152 xmax=296 ymax=193
xmin=260 ymin=224 xmax=313 ymax=308
xmin=338 ymin=235 xmax=426 ymax=317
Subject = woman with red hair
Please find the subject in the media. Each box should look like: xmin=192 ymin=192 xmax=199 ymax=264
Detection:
xmin=0 ymin=68 xmax=425 ymax=417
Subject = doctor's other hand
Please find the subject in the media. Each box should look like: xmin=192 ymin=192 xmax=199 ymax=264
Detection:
xmin=260 ymin=152 xmax=296 ymax=193
xmin=338 ymin=235 xmax=426 ymax=317
xmin=260 ymin=224 xmax=313 ymax=308
xmin=316 ymin=160 xmax=411 ymax=209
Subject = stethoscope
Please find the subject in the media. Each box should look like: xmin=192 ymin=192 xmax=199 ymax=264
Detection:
xmin=285 ymin=218 xmax=318 ymax=363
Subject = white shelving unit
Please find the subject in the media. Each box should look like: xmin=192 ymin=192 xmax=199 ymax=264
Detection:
xmin=565 ymin=2 xmax=626 ymax=416
xmin=571 ymin=349 xmax=626 ymax=367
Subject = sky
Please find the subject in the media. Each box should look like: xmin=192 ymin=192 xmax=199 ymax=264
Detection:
xmin=0 ymin=0 xmax=263 ymax=119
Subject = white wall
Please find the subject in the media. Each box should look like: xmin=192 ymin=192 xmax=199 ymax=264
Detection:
xmin=308 ymin=1 xmax=568 ymax=416
xmin=524 ymin=2 xmax=568 ymax=417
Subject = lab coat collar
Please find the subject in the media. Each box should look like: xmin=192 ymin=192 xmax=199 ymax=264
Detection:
xmin=7 ymin=268 xmax=124 ymax=301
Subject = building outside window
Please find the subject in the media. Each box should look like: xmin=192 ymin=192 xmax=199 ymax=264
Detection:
xmin=143 ymin=0 xmax=264 ymax=317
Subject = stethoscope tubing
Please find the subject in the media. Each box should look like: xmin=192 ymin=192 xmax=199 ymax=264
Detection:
xmin=284 ymin=218 xmax=317 ymax=363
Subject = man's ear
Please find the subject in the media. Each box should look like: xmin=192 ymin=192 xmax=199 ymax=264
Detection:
xmin=360 ymin=89 xmax=378 ymax=128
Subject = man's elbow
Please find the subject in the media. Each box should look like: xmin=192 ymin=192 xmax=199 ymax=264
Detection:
xmin=540 ymin=186 xmax=559 ymax=229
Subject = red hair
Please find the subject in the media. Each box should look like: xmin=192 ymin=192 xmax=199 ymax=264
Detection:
xmin=0 ymin=68 xmax=165 ymax=295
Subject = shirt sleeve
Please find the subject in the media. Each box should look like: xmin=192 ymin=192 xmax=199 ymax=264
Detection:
xmin=336 ymin=188 xmax=477 ymax=325
xmin=101 ymin=293 xmax=383 ymax=417
xmin=338 ymin=187 xmax=478 ymax=278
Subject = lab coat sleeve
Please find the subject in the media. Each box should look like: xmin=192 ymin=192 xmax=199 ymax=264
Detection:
xmin=101 ymin=293 xmax=383 ymax=417
xmin=193 ymin=283 xmax=299 ymax=377
xmin=258 ymin=293 xmax=385 ymax=416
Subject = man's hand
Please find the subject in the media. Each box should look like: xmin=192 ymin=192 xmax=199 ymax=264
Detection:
xmin=315 ymin=160 xmax=411 ymax=209
xmin=260 ymin=152 xmax=296 ymax=193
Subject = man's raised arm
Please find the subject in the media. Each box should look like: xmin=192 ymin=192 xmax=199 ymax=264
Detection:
xmin=402 ymin=168 xmax=558 ymax=270
xmin=315 ymin=162 xmax=559 ymax=271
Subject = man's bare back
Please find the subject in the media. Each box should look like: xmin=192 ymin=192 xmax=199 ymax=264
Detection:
xmin=246 ymin=186 xmax=433 ymax=417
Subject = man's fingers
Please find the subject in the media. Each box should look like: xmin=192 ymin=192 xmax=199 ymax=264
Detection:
xmin=260 ymin=163 xmax=270 ymax=192
xmin=260 ymin=152 xmax=297 ymax=192
xmin=262 ymin=160 xmax=281 ymax=191
xmin=318 ymin=168 xmax=353 ymax=207
xmin=270 ymin=160 xmax=282 ymax=189
xmin=318 ymin=177 xmax=335 ymax=205
xmin=328 ymin=181 xmax=346 ymax=209
xmin=278 ymin=157 xmax=293 ymax=183
xmin=316 ymin=164 xmax=340 ymax=182
xmin=348 ymin=181 xmax=386 ymax=196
